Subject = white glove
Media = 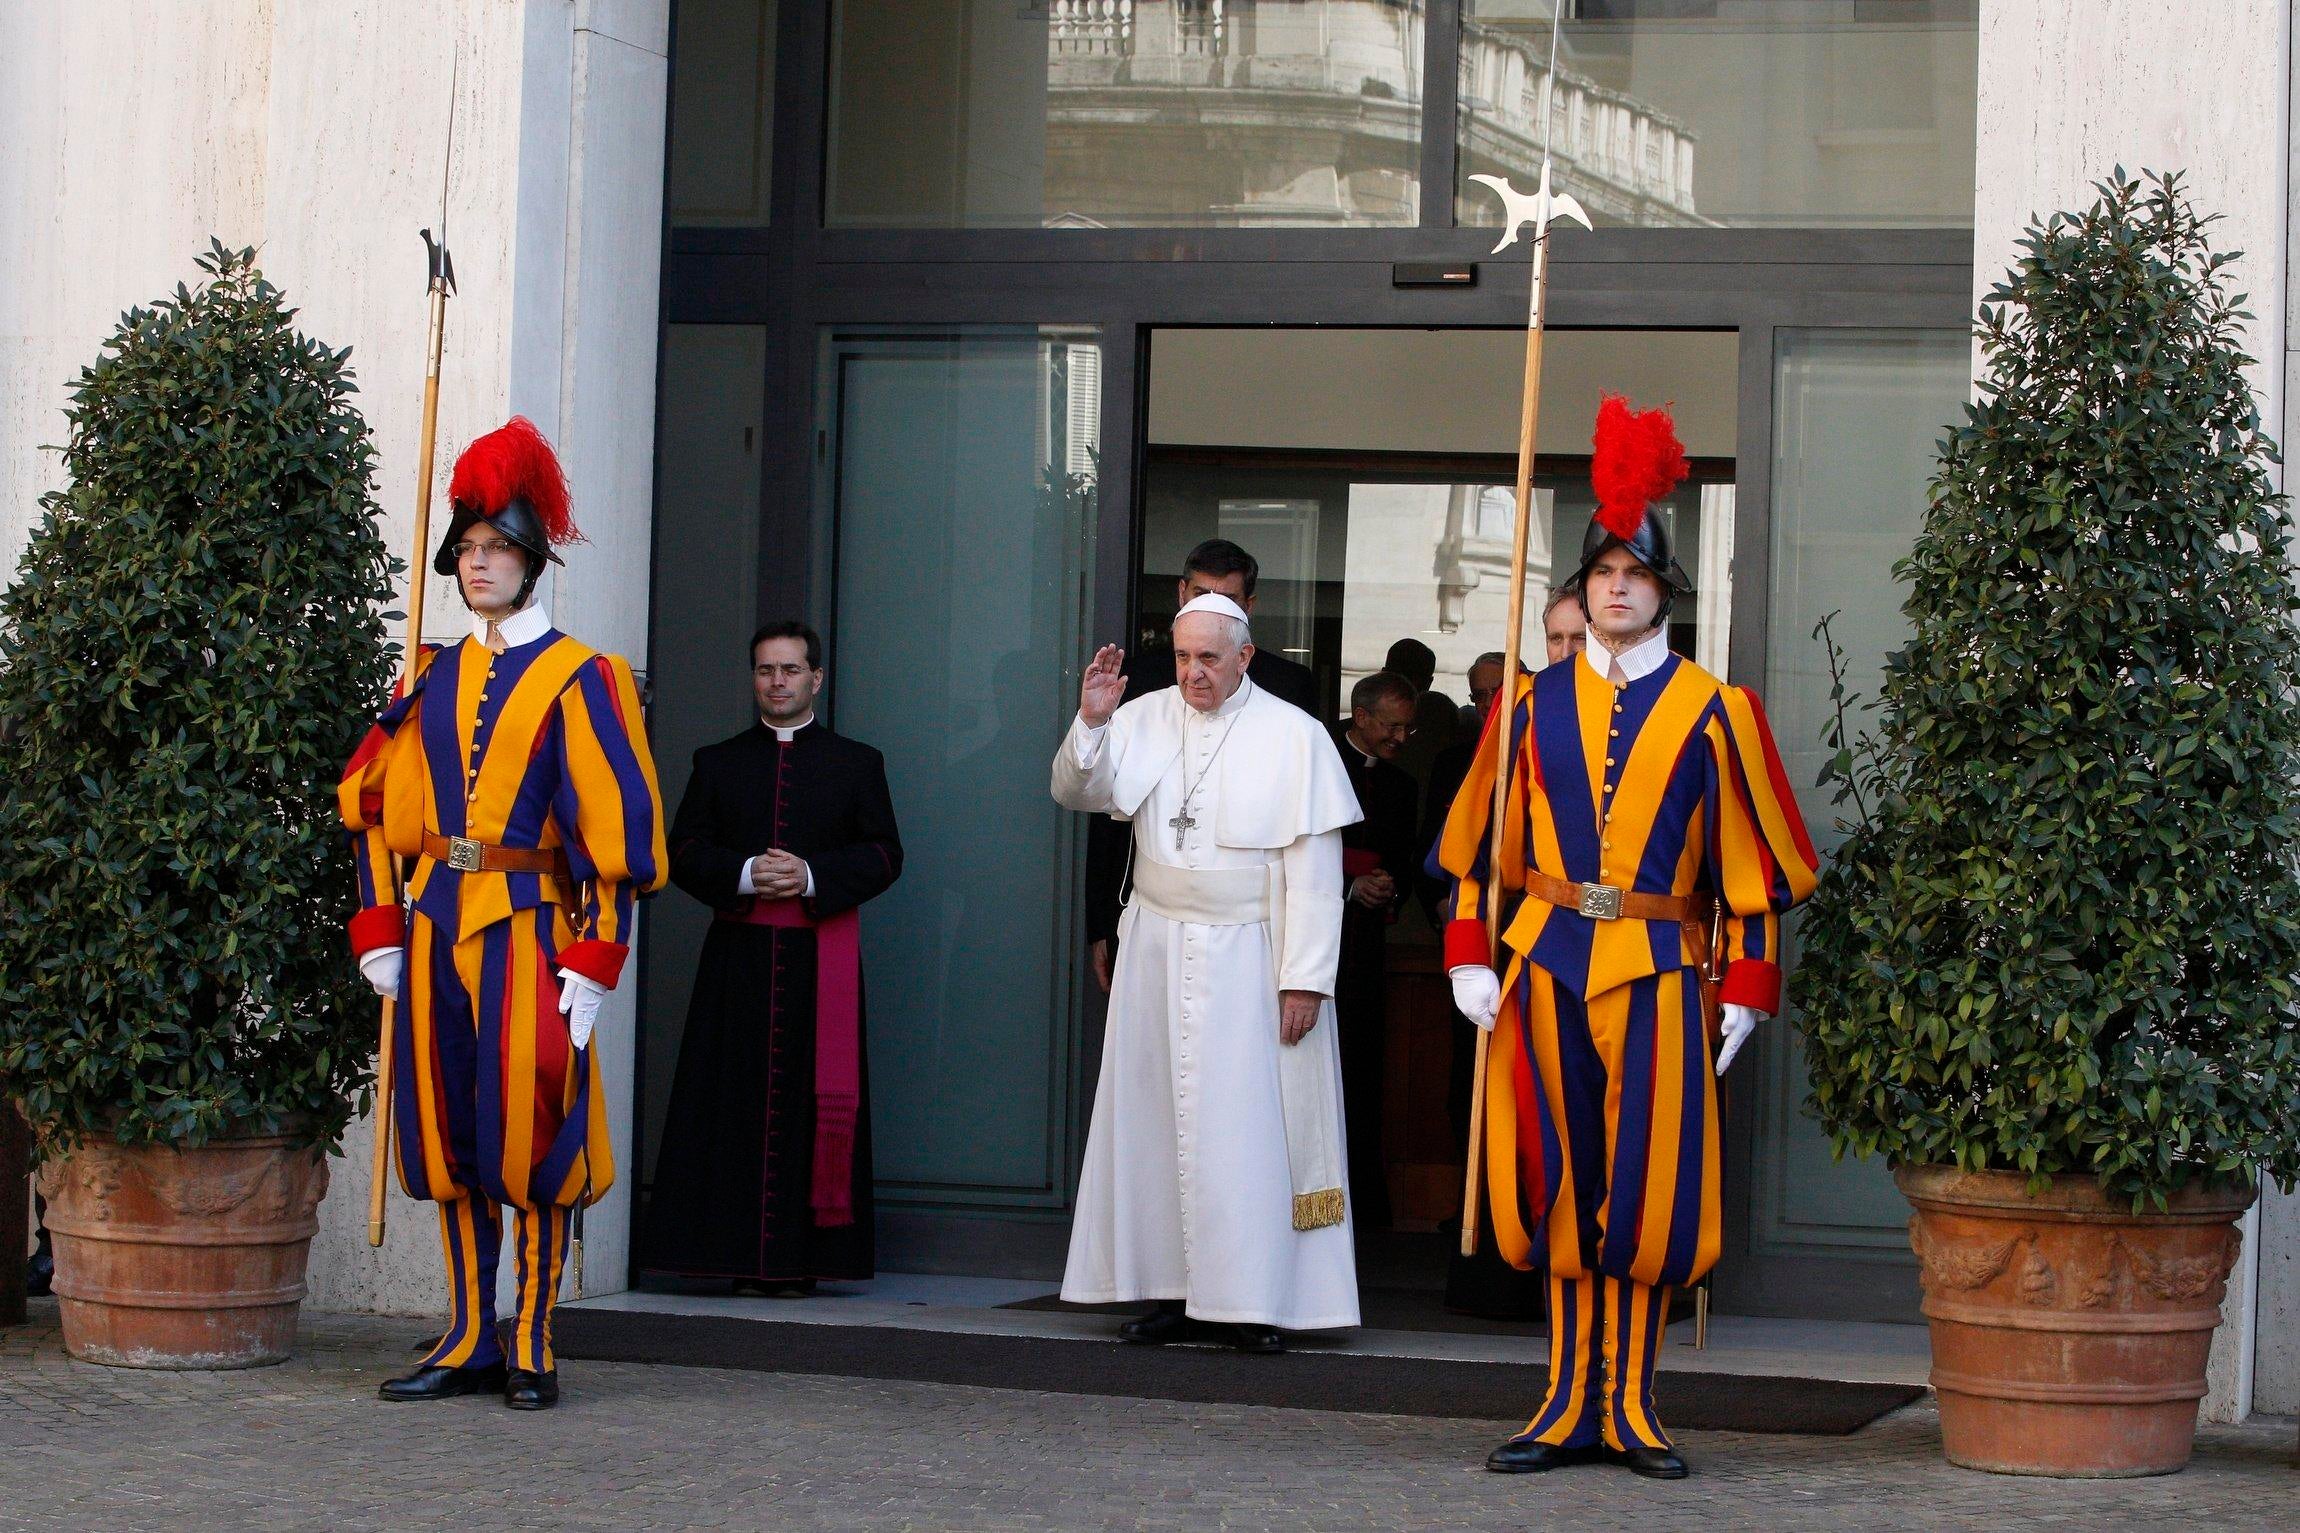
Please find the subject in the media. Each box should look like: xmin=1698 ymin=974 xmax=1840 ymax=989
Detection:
xmin=1715 ymin=1003 xmax=1761 ymax=1076
xmin=1449 ymin=965 xmax=1501 ymax=1032
xmin=360 ymin=946 xmax=404 ymax=1001
xmin=557 ymin=969 xmax=607 ymax=1049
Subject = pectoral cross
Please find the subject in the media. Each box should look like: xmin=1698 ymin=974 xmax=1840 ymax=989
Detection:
xmin=1168 ymin=809 xmax=1197 ymax=849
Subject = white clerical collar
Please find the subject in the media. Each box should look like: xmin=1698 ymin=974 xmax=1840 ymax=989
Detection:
xmin=471 ymin=603 xmax=551 ymax=649
xmin=765 ymin=712 xmax=815 ymax=743
xmin=1582 ymin=624 xmax=1669 ymax=686
xmin=1204 ymin=674 xmax=1256 ymax=719
xmin=1343 ymin=730 xmax=1377 ymax=768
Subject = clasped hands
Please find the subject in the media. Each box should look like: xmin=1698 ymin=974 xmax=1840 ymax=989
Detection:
xmin=1347 ymin=870 xmax=1396 ymax=910
xmin=1445 ymin=964 xmax=1761 ymax=1075
xmin=749 ymin=848 xmax=809 ymax=900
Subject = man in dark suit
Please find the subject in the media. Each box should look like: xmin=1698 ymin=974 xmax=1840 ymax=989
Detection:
xmin=1082 ymin=540 xmax=1317 ymax=991
xmin=1330 ymin=671 xmax=1422 ymax=1232
xmin=645 ymin=621 xmax=903 ymax=1293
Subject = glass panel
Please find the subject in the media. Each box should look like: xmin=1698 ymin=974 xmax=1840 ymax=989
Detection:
xmin=1142 ymin=462 xmax=1729 ymax=715
xmin=818 ymin=325 xmax=1100 ymax=1205
xmin=639 ymin=325 xmax=769 ymax=1188
xmin=1755 ymin=326 xmax=1969 ymax=1255
xmin=1139 ymin=325 xmax=1738 ymax=1229
xmin=667 ymin=0 xmax=778 ymax=226
xmin=827 ymin=0 xmax=1424 ymax=229
xmin=1459 ymin=1 xmax=1977 ymax=229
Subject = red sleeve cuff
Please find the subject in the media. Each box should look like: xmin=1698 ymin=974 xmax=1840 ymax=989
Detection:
xmin=557 ymin=938 xmax=630 ymax=990
xmin=1342 ymin=848 xmax=1383 ymax=879
xmin=1444 ymin=918 xmax=1492 ymax=972
xmin=347 ymin=905 xmax=404 ymax=957
xmin=1720 ymin=959 xmax=1782 ymax=1014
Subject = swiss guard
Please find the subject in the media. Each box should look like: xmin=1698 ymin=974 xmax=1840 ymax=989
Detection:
xmin=340 ymin=417 xmax=667 ymax=1410
xmin=1436 ymin=397 xmax=1818 ymax=1478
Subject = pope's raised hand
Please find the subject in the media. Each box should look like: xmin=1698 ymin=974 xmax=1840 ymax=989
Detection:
xmin=1079 ymin=643 xmax=1127 ymax=728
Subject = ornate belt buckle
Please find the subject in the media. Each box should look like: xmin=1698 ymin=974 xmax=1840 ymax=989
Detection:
xmin=446 ymin=836 xmax=484 ymax=873
xmin=1578 ymin=882 xmax=1624 ymax=921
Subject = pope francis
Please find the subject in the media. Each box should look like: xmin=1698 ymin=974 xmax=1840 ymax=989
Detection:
xmin=1052 ymin=595 xmax=1364 ymax=1351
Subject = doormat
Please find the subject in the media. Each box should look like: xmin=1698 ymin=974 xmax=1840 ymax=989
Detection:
xmin=1001 ymin=1286 xmax=1697 ymax=1336
xmin=553 ymin=1309 xmax=1922 ymax=1436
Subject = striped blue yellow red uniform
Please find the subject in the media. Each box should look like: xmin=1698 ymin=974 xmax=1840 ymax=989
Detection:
xmin=339 ymin=626 xmax=666 ymax=1374
xmin=1436 ymin=649 xmax=1816 ymax=1451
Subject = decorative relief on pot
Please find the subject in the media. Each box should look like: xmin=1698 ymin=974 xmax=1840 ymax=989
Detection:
xmin=42 ymin=1151 xmax=126 ymax=1221
xmin=1911 ymin=1224 xmax=2025 ymax=1292
xmin=2120 ymin=1231 xmax=2240 ymax=1303
xmin=2016 ymin=1248 xmax=2058 ymax=1305
xmin=2075 ymin=1262 xmax=2119 ymax=1308
xmin=155 ymin=1157 xmax=273 ymax=1219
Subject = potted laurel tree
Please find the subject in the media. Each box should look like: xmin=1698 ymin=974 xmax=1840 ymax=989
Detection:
xmin=1797 ymin=171 xmax=2300 ymax=1478
xmin=0 ymin=242 xmax=400 ymax=1367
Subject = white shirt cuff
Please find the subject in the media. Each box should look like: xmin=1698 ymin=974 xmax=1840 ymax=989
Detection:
xmin=739 ymin=857 xmax=815 ymax=898
xmin=1071 ymin=716 xmax=1107 ymax=768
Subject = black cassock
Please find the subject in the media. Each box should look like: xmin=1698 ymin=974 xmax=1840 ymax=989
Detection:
xmin=644 ymin=720 xmax=902 ymax=1282
xmin=1330 ymin=723 xmax=1420 ymax=1233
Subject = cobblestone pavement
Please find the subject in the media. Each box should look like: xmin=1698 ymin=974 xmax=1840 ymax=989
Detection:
xmin=1 ymin=1304 xmax=2293 ymax=1532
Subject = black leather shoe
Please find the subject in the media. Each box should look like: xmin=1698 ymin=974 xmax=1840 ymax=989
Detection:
xmin=378 ymin=1361 xmax=508 ymax=1402
xmin=1607 ymin=1444 xmax=1689 ymax=1479
xmin=1118 ymin=1302 xmax=1192 ymax=1345
xmin=1485 ymin=1438 xmax=1604 ymax=1474
xmin=504 ymin=1368 xmax=560 ymax=1410
xmin=24 ymin=1240 xmax=53 ymax=1299
xmin=1226 ymin=1324 xmax=1284 ymax=1354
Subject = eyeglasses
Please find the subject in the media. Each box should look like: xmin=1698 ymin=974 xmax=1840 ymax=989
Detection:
xmin=451 ymin=539 xmax=522 ymax=562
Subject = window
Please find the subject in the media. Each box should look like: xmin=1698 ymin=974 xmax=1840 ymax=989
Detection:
xmin=827 ymin=0 xmax=1427 ymax=228
xmin=1459 ymin=1 xmax=1978 ymax=229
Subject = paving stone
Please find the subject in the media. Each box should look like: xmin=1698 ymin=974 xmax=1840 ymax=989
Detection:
xmin=0 ymin=1303 xmax=2291 ymax=1531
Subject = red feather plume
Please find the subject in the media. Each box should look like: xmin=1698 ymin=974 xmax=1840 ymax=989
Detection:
xmin=1589 ymin=394 xmax=1688 ymax=542
xmin=446 ymin=416 xmax=580 ymax=546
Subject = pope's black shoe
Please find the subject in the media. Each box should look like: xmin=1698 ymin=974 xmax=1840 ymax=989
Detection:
xmin=1226 ymin=1324 xmax=1284 ymax=1354
xmin=504 ymin=1368 xmax=560 ymax=1410
xmin=1485 ymin=1438 xmax=1604 ymax=1474
xmin=377 ymin=1360 xmax=508 ymax=1402
xmin=1607 ymin=1444 xmax=1689 ymax=1479
xmin=1117 ymin=1301 xmax=1191 ymax=1345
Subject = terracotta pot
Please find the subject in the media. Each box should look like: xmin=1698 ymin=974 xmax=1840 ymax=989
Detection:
xmin=36 ymin=1133 xmax=328 ymax=1369
xmin=1896 ymin=1163 xmax=2252 ymax=1477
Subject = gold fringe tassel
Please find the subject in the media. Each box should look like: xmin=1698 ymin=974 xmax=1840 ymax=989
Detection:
xmin=1292 ymin=1186 xmax=1346 ymax=1231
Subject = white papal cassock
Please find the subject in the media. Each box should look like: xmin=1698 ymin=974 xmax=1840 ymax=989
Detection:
xmin=1051 ymin=676 xmax=1365 ymax=1329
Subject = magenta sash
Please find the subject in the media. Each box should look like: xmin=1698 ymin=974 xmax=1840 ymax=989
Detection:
xmin=719 ymin=896 xmax=863 ymax=1227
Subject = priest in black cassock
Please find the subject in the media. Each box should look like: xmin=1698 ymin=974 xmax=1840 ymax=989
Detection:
xmin=645 ymin=621 xmax=902 ymax=1293
xmin=1330 ymin=670 xmax=1422 ymax=1232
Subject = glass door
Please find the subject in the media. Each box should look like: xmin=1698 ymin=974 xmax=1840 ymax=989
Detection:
xmin=815 ymin=324 xmax=1102 ymax=1213
xmin=1716 ymin=324 xmax=1973 ymax=1320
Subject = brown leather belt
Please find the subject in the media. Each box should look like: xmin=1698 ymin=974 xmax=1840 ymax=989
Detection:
xmin=420 ymin=832 xmax=571 ymax=880
xmin=1527 ymin=870 xmax=1707 ymax=925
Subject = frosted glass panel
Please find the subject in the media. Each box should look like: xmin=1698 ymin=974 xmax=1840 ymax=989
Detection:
xmin=640 ymin=325 xmax=767 ymax=1189
xmin=820 ymin=326 xmax=1100 ymax=1205
xmin=667 ymin=0 xmax=777 ymax=226
xmin=1756 ymin=327 xmax=1969 ymax=1254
